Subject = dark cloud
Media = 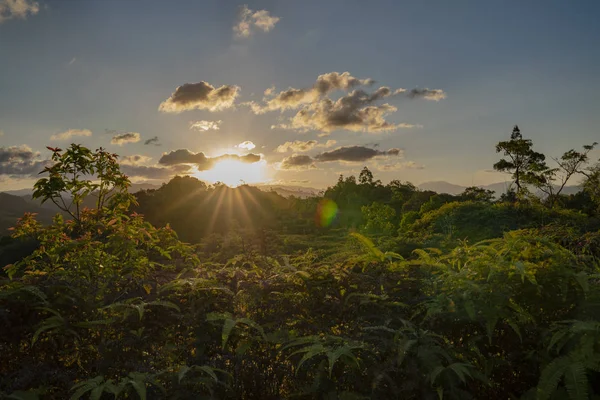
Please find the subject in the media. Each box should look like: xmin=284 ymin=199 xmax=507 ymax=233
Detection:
xmin=111 ymin=132 xmax=141 ymax=146
xmin=120 ymin=164 xmax=192 ymax=180
xmin=158 ymin=149 xmax=261 ymax=171
xmin=159 ymin=149 xmax=210 ymax=166
xmin=278 ymin=154 xmax=316 ymax=170
xmin=144 ymin=136 xmax=161 ymax=146
xmin=407 ymin=88 xmax=447 ymax=101
xmin=159 ymin=81 xmax=239 ymax=113
xmin=314 ymin=146 xmax=402 ymax=162
xmin=120 ymin=154 xmax=152 ymax=165
xmin=0 ymin=145 xmax=49 ymax=177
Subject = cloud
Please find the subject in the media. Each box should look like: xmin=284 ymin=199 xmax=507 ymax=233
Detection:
xmin=314 ymin=146 xmax=402 ymax=162
xmin=407 ymin=88 xmax=447 ymax=101
xmin=278 ymin=154 xmax=316 ymax=170
xmin=50 ymin=129 xmax=92 ymax=141
xmin=377 ymin=161 xmax=425 ymax=171
xmin=190 ymin=120 xmax=221 ymax=131
xmin=144 ymin=136 xmax=161 ymax=146
xmin=111 ymin=132 xmax=141 ymax=146
xmin=248 ymin=72 xmax=445 ymax=134
xmin=0 ymin=130 xmax=4 ymax=136
xmin=120 ymin=154 xmax=152 ymax=166
xmin=274 ymin=89 xmax=416 ymax=133
xmin=236 ymin=141 xmax=256 ymax=150
xmin=0 ymin=0 xmax=39 ymax=23
xmin=246 ymin=71 xmax=374 ymax=114
xmin=234 ymin=5 xmax=280 ymax=38
xmin=275 ymin=139 xmax=336 ymax=153
xmin=159 ymin=81 xmax=240 ymax=113
xmin=120 ymin=164 xmax=192 ymax=180
xmin=0 ymin=145 xmax=49 ymax=177
xmin=158 ymin=149 xmax=261 ymax=171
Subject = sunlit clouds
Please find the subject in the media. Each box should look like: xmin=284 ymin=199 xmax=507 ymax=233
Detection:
xmin=190 ymin=120 xmax=221 ymax=131
xmin=236 ymin=141 xmax=256 ymax=150
xmin=245 ymin=71 xmax=445 ymax=134
xmin=50 ymin=129 xmax=92 ymax=141
xmin=233 ymin=5 xmax=280 ymax=38
xmin=158 ymin=149 xmax=261 ymax=171
xmin=0 ymin=0 xmax=39 ymax=23
xmin=377 ymin=161 xmax=425 ymax=171
xmin=194 ymin=159 xmax=269 ymax=187
xmin=275 ymin=140 xmax=336 ymax=153
xmin=159 ymin=81 xmax=239 ymax=113
xmin=111 ymin=132 xmax=141 ymax=146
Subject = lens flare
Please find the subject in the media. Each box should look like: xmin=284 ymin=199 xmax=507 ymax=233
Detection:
xmin=316 ymin=198 xmax=338 ymax=227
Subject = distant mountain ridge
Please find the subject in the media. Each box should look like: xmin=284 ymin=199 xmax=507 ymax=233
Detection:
xmin=417 ymin=181 xmax=582 ymax=196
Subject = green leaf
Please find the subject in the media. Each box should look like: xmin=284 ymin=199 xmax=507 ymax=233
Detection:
xmin=564 ymin=362 xmax=588 ymax=400
xmin=537 ymin=357 xmax=569 ymax=400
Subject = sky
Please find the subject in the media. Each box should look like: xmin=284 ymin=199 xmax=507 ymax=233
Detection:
xmin=1 ymin=0 xmax=599 ymax=190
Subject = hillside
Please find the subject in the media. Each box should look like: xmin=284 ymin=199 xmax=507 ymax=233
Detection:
xmin=0 ymin=193 xmax=58 ymax=234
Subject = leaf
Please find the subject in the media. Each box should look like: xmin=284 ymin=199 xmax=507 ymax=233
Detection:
xmin=177 ymin=366 xmax=190 ymax=383
xmin=327 ymin=346 xmax=359 ymax=377
xmin=572 ymin=271 xmax=589 ymax=294
xmin=464 ymin=300 xmax=476 ymax=320
xmin=564 ymin=362 xmax=588 ymax=400
xmin=147 ymin=300 xmax=180 ymax=313
xmin=537 ymin=357 xmax=569 ymax=400
xmin=221 ymin=318 xmax=236 ymax=349
xmin=127 ymin=373 xmax=147 ymax=400
xmin=7 ymin=391 xmax=41 ymax=400
xmin=194 ymin=365 xmax=219 ymax=382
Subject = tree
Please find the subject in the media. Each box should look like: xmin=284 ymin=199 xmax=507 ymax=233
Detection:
xmin=460 ymin=186 xmax=495 ymax=203
xmin=493 ymin=126 xmax=547 ymax=194
xmin=32 ymin=145 xmax=134 ymax=225
xmin=533 ymin=143 xmax=598 ymax=206
xmin=581 ymin=161 xmax=600 ymax=212
xmin=359 ymin=167 xmax=374 ymax=185
xmin=361 ymin=202 xmax=396 ymax=235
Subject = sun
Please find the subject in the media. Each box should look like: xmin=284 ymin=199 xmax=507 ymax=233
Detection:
xmin=194 ymin=159 xmax=269 ymax=187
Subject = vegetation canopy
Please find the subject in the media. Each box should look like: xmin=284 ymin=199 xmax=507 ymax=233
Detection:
xmin=1 ymin=132 xmax=600 ymax=399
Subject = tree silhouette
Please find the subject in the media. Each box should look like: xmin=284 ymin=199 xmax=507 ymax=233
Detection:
xmin=493 ymin=125 xmax=547 ymax=194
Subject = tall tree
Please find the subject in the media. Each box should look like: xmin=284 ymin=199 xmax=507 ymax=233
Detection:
xmin=493 ymin=126 xmax=547 ymax=193
xmin=359 ymin=166 xmax=374 ymax=185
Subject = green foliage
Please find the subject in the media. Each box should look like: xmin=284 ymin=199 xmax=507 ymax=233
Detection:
xmin=2 ymin=144 xmax=600 ymax=399
xmin=360 ymin=202 xmax=396 ymax=235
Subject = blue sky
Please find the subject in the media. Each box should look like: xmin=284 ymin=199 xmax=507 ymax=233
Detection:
xmin=1 ymin=0 xmax=599 ymax=189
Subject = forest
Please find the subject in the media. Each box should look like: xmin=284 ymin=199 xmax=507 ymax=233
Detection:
xmin=1 ymin=126 xmax=600 ymax=399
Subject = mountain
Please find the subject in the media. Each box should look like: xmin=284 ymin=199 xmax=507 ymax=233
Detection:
xmin=418 ymin=181 xmax=582 ymax=197
xmin=2 ymin=182 xmax=161 ymax=197
xmin=256 ymin=184 xmax=322 ymax=198
xmin=418 ymin=181 xmax=468 ymax=195
xmin=0 ymin=193 xmax=59 ymax=234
